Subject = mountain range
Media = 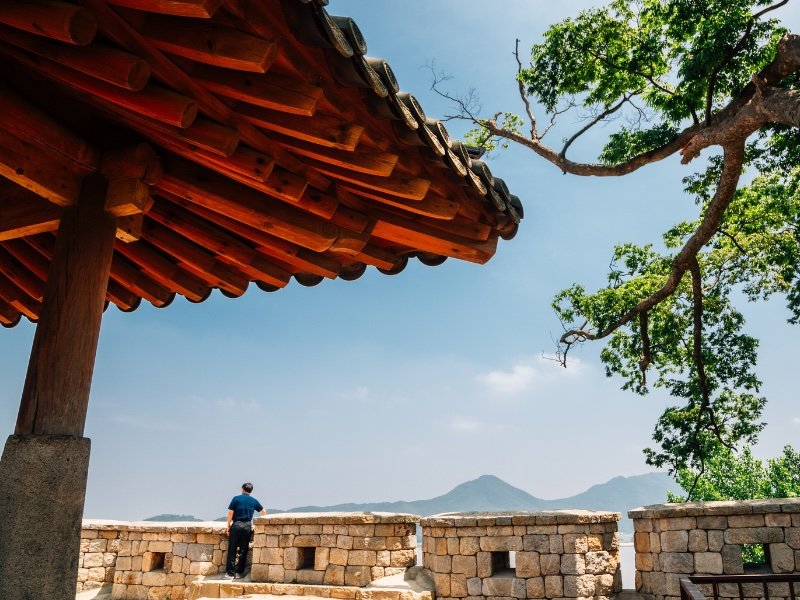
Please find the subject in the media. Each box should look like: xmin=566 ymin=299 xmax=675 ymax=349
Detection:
xmin=147 ymin=472 xmax=682 ymax=535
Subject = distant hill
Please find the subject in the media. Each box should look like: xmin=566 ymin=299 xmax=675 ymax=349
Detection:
xmin=284 ymin=473 xmax=682 ymax=535
xmin=146 ymin=473 xmax=682 ymax=535
xmin=143 ymin=514 xmax=203 ymax=522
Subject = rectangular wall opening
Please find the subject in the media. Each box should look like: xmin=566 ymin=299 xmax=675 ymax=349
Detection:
xmin=297 ymin=547 xmax=315 ymax=570
xmin=742 ymin=544 xmax=770 ymax=573
xmin=143 ymin=551 xmax=165 ymax=573
xmin=490 ymin=551 xmax=514 ymax=576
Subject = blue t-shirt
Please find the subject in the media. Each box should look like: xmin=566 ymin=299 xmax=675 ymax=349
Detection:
xmin=228 ymin=493 xmax=263 ymax=522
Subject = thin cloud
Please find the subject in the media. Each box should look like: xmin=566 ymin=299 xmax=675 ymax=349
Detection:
xmin=215 ymin=397 xmax=260 ymax=411
xmin=477 ymin=355 xmax=588 ymax=396
xmin=449 ymin=417 xmax=481 ymax=431
xmin=793 ymin=417 xmax=800 ymax=425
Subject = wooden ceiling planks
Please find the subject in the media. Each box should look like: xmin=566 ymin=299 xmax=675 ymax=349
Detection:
xmin=0 ymin=0 xmax=523 ymax=326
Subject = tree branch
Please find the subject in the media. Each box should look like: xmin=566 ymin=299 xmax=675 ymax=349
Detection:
xmin=560 ymin=93 xmax=638 ymax=158
xmin=559 ymin=141 xmax=745 ymax=347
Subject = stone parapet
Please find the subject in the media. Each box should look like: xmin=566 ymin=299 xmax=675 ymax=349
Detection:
xmin=78 ymin=520 xmax=228 ymax=600
xmin=250 ymin=512 xmax=420 ymax=586
xmin=629 ymin=499 xmax=800 ymax=600
xmin=420 ymin=511 xmax=622 ymax=600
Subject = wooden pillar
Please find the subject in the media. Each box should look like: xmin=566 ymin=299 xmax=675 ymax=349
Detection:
xmin=0 ymin=173 xmax=117 ymax=600
xmin=16 ymin=174 xmax=117 ymax=436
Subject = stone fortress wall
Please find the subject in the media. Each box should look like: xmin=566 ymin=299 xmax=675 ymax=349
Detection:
xmin=77 ymin=501 xmax=800 ymax=600
xmin=249 ymin=512 xmax=418 ymax=586
xmin=78 ymin=520 xmax=228 ymax=599
xmin=629 ymin=498 xmax=800 ymax=600
xmin=420 ymin=511 xmax=621 ymax=600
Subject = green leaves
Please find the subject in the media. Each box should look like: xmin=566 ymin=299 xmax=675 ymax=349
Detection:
xmin=599 ymin=124 xmax=680 ymax=165
xmin=669 ymin=444 xmax=800 ymax=501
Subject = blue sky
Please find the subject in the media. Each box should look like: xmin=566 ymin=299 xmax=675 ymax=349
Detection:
xmin=1 ymin=1 xmax=799 ymax=520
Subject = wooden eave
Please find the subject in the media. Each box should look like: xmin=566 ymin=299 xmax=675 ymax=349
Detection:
xmin=0 ymin=0 xmax=524 ymax=328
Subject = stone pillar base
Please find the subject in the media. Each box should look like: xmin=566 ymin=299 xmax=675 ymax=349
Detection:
xmin=0 ymin=434 xmax=91 ymax=600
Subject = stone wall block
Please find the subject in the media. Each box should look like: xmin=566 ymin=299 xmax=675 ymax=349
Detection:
xmin=526 ymin=576 xmax=545 ymax=598
xmin=188 ymin=561 xmax=218 ymax=576
xmin=376 ymin=550 xmax=390 ymax=567
xmin=515 ymin=551 xmax=540 ymax=578
xmin=585 ymin=551 xmax=612 ymax=575
xmin=481 ymin=575 xmax=514 ymax=596
xmin=149 ymin=541 xmax=171 ymax=553
xmin=315 ymin=546 xmax=330 ymax=571
xmin=389 ymin=549 xmax=416 ymax=567
xmin=83 ymin=553 xmax=103 ymax=568
xmin=294 ymin=535 xmax=321 ymax=547
xmin=540 ymin=553 xmax=561 ymax=576
xmin=549 ymin=535 xmax=564 ymax=554
xmin=450 ymin=573 xmax=468 ymax=598
xmin=523 ymin=534 xmax=550 ymax=553
xmin=765 ymin=514 xmax=791 ymax=527
xmin=694 ymin=552 xmax=723 ymax=574
xmin=348 ymin=525 xmax=375 ymax=537
xmin=452 ymin=555 xmax=477 ymax=577
xmin=724 ymin=527 xmax=784 ymax=545
xmin=467 ymin=576 xmax=482 ymax=596
xmin=348 ymin=550 xmax=377 ymax=566
xmin=323 ymin=564 xmax=345 ymax=586
xmin=336 ymin=535 xmax=354 ymax=550
xmin=561 ymin=553 xmax=585 ymax=575
xmin=707 ymin=530 xmax=724 ymax=552
xmin=296 ymin=569 xmax=325 ymax=585
xmin=446 ymin=537 xmax=460 ymax=554
xmin=433 ymin=555 xmax=451 ymax=573
xmin=597 ymin=573 xmax=615 ymax=595
xmin=696 ymin=516 xmax=728 ymax=529
xmin=661 ymin=530 xmax=688 ymax=552
xmin=266 ymin=564 xmax=284 ymax=582
xmin=688 ymin=530 xmax=708 ymax=552
xmin=661 ymin=552 xmax=693 ymax=574
xmin=588 ymin=534 xmax=604 ymax=553
xmin=727 ymin=515 xmax=765 ymax=528
xmin=460 ymin=537 xmax=479 ymax=556
xmin=479 ymin=536 xmax=522 ymax=552
xmin=545 ymin=575 xmax=564 ymax=598
xmin=283 ymin=547 xmax=301 ymax=570
xmin=659 ymin=517 xmax=697 ymax=531
xmin=720 ymin=544 xmax=744 ymax=574
xmin=634 ymin=532 xmax=650 ymax=553
xmin=433 ymin=572 xmax=451 ymax=597
xmin=261 ymin=547 xmax=283 ymax=564
xmin=563 ymin=574 xmax=595 ymax=598
xmin=186 ymin=544 xmax=213 ymax=562
xmin=634 ymin=519 xmax=654 ymax=532
xmin=770 ymin=542 xmax=795 ymax=573
xmin=635 ymin=552 xmax=653 ymax=572
xmin=141 ymin=572 xmax=166 ymax=587
xmin=785 ymin=528 xmax=800 ymax=549
xmin=476 ymin=552 xmax=491 ymax=578
xmin=329 ymin=547 xmax=348 ymax=566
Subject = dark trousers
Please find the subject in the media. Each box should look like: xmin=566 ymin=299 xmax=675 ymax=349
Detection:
xmin=226 ymin=521 xmax=251 ymax=575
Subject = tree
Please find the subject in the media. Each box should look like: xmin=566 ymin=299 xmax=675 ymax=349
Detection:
xmin=433 ymin=0 xmax=800 ymax=492
xmin=668 ymin=445 xmax=800 ymax=502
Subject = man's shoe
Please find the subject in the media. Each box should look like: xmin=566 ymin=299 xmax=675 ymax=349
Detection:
xmin=222 ymin=573 xmax=234 ymax=580
xmin=234 ymin=572 xmax=245 ymax=579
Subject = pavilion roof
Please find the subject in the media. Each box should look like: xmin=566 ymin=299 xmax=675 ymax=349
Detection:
xmin=0 ymin=0 xmax=523 ymax=327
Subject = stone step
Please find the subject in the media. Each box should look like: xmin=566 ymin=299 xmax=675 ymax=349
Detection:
xmin=613 ymin=589 xmax=650 ymax=600
xmin=189 ymin=569 xmax=434 ymax=600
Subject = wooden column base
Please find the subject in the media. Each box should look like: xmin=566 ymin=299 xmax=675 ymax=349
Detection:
xmin=0 ymin=434 xmax=91 ymax=600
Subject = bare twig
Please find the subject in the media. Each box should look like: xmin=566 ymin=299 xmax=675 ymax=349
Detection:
xmin=514 ymin=38 xmax=538 ymax=138
xmin=560 ymin=92 xmax=638 ymax=158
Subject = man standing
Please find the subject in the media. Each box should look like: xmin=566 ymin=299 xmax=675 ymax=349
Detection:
xmin=224 ymin=482 xmax=266 ymax=579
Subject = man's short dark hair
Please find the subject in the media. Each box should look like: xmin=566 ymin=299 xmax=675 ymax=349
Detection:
xmin=242 ymin=482 xmax=254 ymax=493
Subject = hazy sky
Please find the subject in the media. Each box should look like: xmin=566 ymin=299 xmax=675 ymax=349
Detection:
xmin=1 ymin=1 xmax=799 ymax=520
